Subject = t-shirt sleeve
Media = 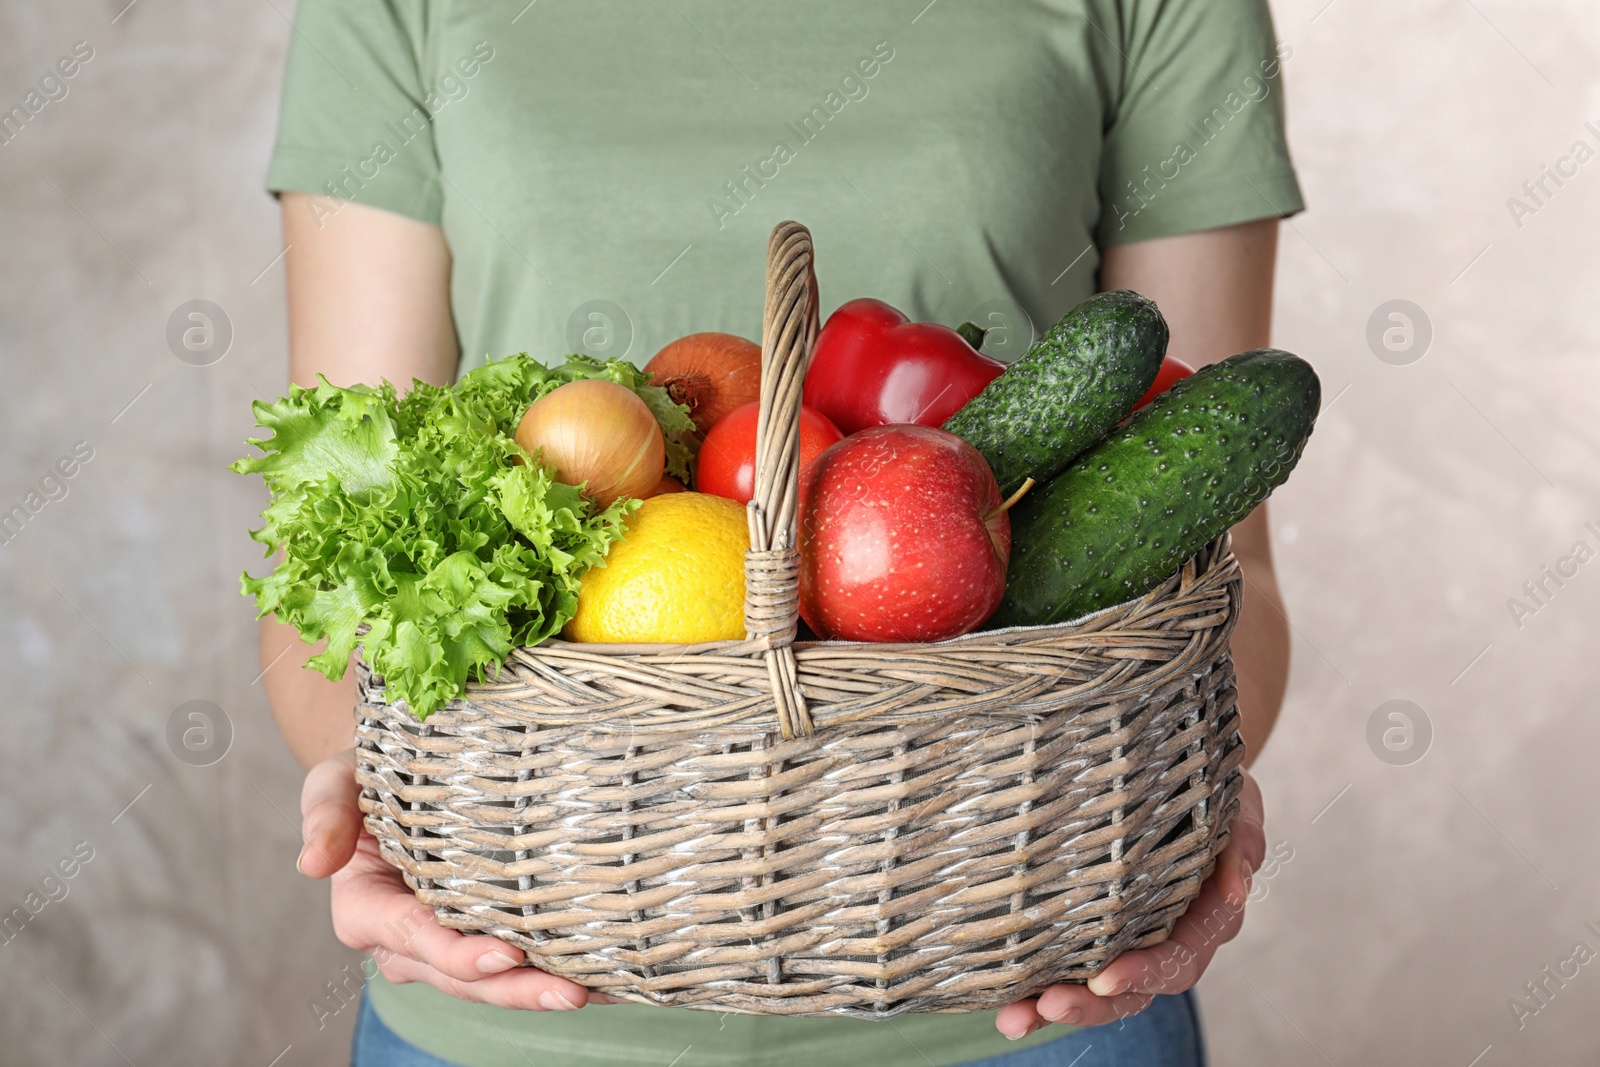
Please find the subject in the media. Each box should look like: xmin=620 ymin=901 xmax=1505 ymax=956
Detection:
xmin=1095 ymin=0 xmax=1304 ymax=246
xmin=265 ymin=0 xmax=442 ymax=224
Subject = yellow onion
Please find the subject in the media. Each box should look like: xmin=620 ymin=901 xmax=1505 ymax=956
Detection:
xmin=515 ymin=380 xmax=664 ymax=508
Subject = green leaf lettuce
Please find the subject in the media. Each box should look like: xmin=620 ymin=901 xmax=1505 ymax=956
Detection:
xmin=232 ymin=353 xmax=692 ymax=719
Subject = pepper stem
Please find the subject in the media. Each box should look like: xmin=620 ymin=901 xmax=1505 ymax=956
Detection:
xmin=956 ymin=321 xmax=988 ymax=351
xmin=985 ymin=477 xmax=1036 ymax=521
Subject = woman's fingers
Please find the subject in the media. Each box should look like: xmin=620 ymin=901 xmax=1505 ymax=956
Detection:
xmin=323 ymin=832 xmax=608 ymax=1012
xmin=298 ymin=750 xmax=609 ymax=1012
xmin=1219 ymin=771 xmax=1268 ymax=907
xmin=297 ymin=749 xmax=362 ymax=878
xmin=1081 ymin=772 xmax=1267 ymax=998
xmin=1075 ymin=877 xmax=1243 ymax=1002
xmin=329 ymin=854 xmax=530 ymax=984
xmin=994 ymin=997 xmax=1043 ymax=1040
xmin=1003 ymin=984 xmax=1157 ymax=1035
xmin=374 ymin=951 xmax=605 ymax=1011
xmin=1026 ymin=984 xmax=1155 ymax=1030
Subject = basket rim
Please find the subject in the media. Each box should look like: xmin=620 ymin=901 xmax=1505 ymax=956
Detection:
xmin=510 ymin=531 xmax=1235 ymax=658
xmin=356 ymin=533 xmax=1240 ymax=732
xmin=354 ymin=533 xmax=1234 ymax=672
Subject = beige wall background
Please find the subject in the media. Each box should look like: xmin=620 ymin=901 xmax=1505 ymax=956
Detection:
xmin=2 ymin=0 xmax=1597 ymax=1064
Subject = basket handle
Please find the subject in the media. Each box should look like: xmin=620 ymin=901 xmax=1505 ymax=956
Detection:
xmin=743 ymin=221 xmax=818 ymax=740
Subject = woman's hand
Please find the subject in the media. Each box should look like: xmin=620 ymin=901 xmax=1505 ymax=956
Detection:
xmin=995 ymin=770 xmax=1267 ymax=1039
xmin=297 ymin=749 xmax=610 ymax=1011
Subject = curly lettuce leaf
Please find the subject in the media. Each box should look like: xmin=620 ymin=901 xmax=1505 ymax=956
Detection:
xmin=232 ymin=353 xmax=671 ymax=719
xmin=233 ymin=381 xmax=397 ymax=494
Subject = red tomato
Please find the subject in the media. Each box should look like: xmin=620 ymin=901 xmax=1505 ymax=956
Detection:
xmin=1131 ymin=355 xmax=1195 ymax=412
xmin=696 ymin=401 xmax=844 ymax=505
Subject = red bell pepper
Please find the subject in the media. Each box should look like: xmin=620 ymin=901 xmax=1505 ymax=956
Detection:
xmin=1129 ymin=355 xmax=1195 ymax=413
xmin=803 ymin=298 xmax=1006 ymax=435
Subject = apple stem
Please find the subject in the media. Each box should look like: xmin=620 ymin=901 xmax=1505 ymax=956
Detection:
xmin=986 ymin=477 xmax=1036 ymax=521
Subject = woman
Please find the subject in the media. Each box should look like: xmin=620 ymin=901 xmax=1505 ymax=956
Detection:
xmin=263 ymin=2 xmax=1300 ymax=1064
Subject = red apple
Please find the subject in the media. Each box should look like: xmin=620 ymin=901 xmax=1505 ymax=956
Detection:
xmin=799 ymin=425 xmax=1010 ymax=642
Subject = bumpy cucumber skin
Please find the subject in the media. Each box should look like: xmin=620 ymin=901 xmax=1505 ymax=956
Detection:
xmin=942 ymin=290 xmax=1167 ymax=496
xmin=992 ymin=349 xmax=1320 ymax=628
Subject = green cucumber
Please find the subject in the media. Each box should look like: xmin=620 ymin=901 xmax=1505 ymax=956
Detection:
xmin=991 ymin=349 xmax=1320 ymax=627
xmin=943 ymin=289 xmax=1167 ymax=495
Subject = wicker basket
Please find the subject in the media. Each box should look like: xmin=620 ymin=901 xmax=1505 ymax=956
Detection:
xmin=355 ymin=221 xmax=1246 ymax=1019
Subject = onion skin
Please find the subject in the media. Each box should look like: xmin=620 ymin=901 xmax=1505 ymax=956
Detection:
xmin=643 ymin=333 xmax=762 ymax=435
xmin=515 ymin=379 xmax=664 ymax=509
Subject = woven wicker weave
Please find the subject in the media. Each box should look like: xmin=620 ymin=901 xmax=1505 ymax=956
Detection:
xmin=355 ymin=221 xmax=1246 ymax=1018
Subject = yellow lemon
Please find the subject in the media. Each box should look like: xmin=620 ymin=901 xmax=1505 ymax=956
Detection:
xmin=565 ymin=492 xmax=749 ymax=643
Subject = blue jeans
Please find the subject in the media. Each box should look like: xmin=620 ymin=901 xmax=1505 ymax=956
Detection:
xmin=352 ymin=991 xmax=1204 ymax=1067
xmin=964 ymin=993 xmax=1206 ymax=1067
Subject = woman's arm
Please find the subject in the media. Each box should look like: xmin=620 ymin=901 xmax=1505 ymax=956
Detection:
xmin=1098 ymin=217 xmax=1290 ymax=764
xmin=264 ymin=195 xmax=602 ymax=1011
xmin=262 ymin=194 xmax=459 ymax=770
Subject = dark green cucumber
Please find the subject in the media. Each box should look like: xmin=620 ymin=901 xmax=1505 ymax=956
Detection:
xmin=943 ymin=289 xmax=1167 ymax=495
xmin=991 ymin=349 xmax=1320 ymax=627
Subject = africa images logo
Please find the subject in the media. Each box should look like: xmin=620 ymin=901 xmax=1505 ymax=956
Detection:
xmin=0 ymin=40 xmax=94 ymax=148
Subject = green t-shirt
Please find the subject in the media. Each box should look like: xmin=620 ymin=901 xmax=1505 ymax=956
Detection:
xmin=268 ymin=2 xmax=1301 ymax=1064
